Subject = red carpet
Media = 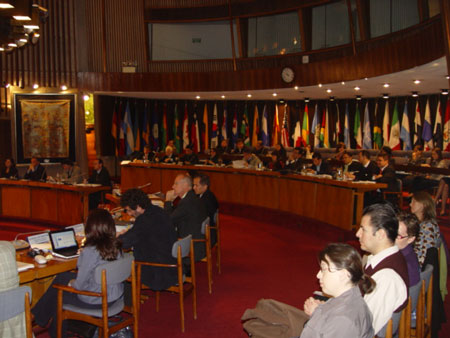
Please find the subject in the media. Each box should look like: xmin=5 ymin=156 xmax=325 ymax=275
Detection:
xmin=3 ymin=211 xmax=449 ymax=337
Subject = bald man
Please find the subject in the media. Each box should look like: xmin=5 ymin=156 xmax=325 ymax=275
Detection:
xmin=164 ymin=174 xmax=208 ymax=261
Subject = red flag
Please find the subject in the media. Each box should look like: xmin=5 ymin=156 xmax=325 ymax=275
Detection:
xmin=444 ymin=100 xmax=450 ymax=151
xmin=271 ymin=104 xmax=280 ymax=146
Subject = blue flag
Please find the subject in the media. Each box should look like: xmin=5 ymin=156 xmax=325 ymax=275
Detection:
xmin=400 ymin=101 xmax=412 ymax=150
xmin=344 ymin=103 xmax=350 ymax=149
xmin=362 ymin=102 xmax=372 ymax=149
xmin=261 ymin=104 xmax=269 ymax=146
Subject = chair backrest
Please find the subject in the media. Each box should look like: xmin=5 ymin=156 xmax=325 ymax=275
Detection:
xmin=377 ymin=310 xmax=402 ymax=337
xmin=409 ymin=280 xmax=422 ymax=313
xmin=201 ymin=217 xmax=210 ymax=235
xmin=0 ymin=286 xmax=32 ymax=321
xmin=396 ymin=178 xmax=402 ymax=192
xmin=94 ymin=252 xmax=134 ymax=284
xmin=420 ymin=264 xmax=433 ymax=291
xmin=214 ymin=210 xmax=218 ymax=225
xmin=171 ymin=235 xmax=192 ymax=258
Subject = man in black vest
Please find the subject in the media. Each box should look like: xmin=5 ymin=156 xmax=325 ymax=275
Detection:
xmin=356 ymin=203 xmax=409 ymax=335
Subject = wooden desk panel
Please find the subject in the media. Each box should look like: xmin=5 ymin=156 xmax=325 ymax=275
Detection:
xmin=31 ymin=188 xmax=58 ymax=222
xmin=120 ymin=164 xmax=385 ymax=230
xmin=1 ymin=186 xmax=31 ymax=218
xmin=57 ymin=190 xmax=84 ymax=224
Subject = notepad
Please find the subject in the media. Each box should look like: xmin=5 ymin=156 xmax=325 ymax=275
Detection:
xmin=17 ymin=261 xmax=35 ymax=272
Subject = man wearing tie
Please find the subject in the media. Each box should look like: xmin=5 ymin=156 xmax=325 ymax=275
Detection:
xmin=61 ymin=159 xmax=82 ymax=184
xmin=24 ymin=157 xmax=47 ymax=181
xmin=88 ymin=158 xmax=111 ymax=209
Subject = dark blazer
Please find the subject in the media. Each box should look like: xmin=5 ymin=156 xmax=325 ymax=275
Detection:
xmin=119 ymin=206 xmax=178 ymax=290
xmin=24 ymin=164 xmax=46 ymax=181
xmin=164 ymin=190 xmax=208 ymax=261
xmin=285 ymin=158 xmax=307 ymax=171
xmin=376 ymin=165 xmax=398 ymax=191
xmin=161 ymin=154 xmax=176 ymax=163
xmin=312 ymin=160 xmax=330 ymax=175
xmin=345 ymin=161 xmax=363 ymax=173
xmin=356 ymin=161 xmax=379 ymax=181
xmin=253 ymin=147 xmax=268 ymax=156
xmin=180 ymin=153 xmax=199 ymax=165
xmin=0 ymin=166 xmax=18 ymax=179
xmin=232 ymin=147 xmax=244 ymax=154
xmin=88 ymin=167 xmax=111 ymax=187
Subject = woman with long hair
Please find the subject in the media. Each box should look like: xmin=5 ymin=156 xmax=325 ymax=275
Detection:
xmin=32 ymin=209 xmax=123 ymax=338
xmin=0 ymin=158 xmax=18 ymax=179
xmin=410 ymin=191 xmax=441 ymax=266
xmin=301 ymin=243 xmax=375 ymax=338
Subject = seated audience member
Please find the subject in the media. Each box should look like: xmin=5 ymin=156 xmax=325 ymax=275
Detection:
xmin=300 ymin=243 xmax=375 ymax=338
xmin=253 ymin=140 xmax=268 ymax=156
xmin=24 ymin=156 xmax=47 ymax=181
xmin=193 ymin=174 xmax=219 ymax=245
xmin=308 ymin=152 xmax=330 ymax=175
xmin=267 ymin=151 xmax=284 ymax=171
xmin=373 ymin=153 xmax=398 ymax=205
xmin=216 ymin=139 xmax=231 ymax=154
xmin=205 ymin=148 xmax=221 ymax=165
xmin=61 ymin=159 xmax=82 ymax=184
xmin=243 ymin=147 xmax=262 ymax=168
xmin=349 ymin=150 xmax=378 ymax=181
xmin=119 ymin=188 xmax=177 ymax=290
xmin=356 ymin=203 xmax=408 ymax=335
xmin=0 ymin=241 xmax=27 ymax=337
xmin=167 ymin=140 xmax=178 ymax=155
xmin=164 ymin=174 xmax=208 ymax=261
xmin=285 ymin=147 xmax=306 ymax=171
xmin=180 ymin=144 xmax=199 ymax=165
xmin=407 ymin=147 xmax=447 ymax=193
xmin=334 ymin=142 xmax=346 ymax=161
xmin=32 ymin=209 xmax=124 ymax=338
xmin=0 ymin=157 xmax=18 ymax=179
xmin=341 ymin=151 xmax=362 ymax=177
xmin=233 ymin=138 xmax=245 ymax=154
xmin=396 ymin=211 xmax=421 ymax=287
xmin=159 ymin=146 xmax=176 ymax=164
xmin=305 ymin=144 xmax=313 ymax=159
xmin=88 ymin=158 xmax=112 ymax=209
xmin=140 ymin=145 xmax=155 ymax=162
xmin=274 ymin=143 xmax=287 ymax=162
xmin=410 ymin=191 xmax=441 ymax=267
xmin=408 ymin=145 xmax=426 ymax=165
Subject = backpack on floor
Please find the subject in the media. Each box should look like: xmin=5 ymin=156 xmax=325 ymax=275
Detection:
xmin=241 ymin=298 xmax=308 ymax=338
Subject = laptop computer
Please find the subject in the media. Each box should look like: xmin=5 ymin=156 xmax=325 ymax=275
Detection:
xmin=49 ymin=228 xmax=80 ymax=259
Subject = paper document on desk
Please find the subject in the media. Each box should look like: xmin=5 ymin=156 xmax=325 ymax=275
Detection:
xmin=232 ymin=160 xmax=246 ymax=169
xmin=17 ymin=261 xmax=35 ymax=272
xmin=115 ymin=221 xmax=133 ymax=234
xmin=66 ymin=223 xmax=85 ymax=236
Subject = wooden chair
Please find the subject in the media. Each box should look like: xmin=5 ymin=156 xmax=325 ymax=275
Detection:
xmin=54 ymin=254 xmax=138 ymax=338
xmin=0 ymin=286 xmax=32 ymax=338
xmin=402 ymin=280 xmax=422 ymax=338
xmin=416 ymin=264 xmax=433 ymax=338
xmin=192 ymin=217 xmax=215 ymax=294
xmin=377 ymin=309 xmax=402 ymax=338
xmin=212 ymin=210 xmax=222 ymax=274
xmin=136 ymin=234 xmax=197 ymax=332
xmin=383 ymin=178 xmax=404 ymax=209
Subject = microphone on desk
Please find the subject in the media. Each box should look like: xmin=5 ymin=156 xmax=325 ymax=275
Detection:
xmin=12 ymin=229 xmax=50 ymax=250
xmin=137 ymin=182 xmax=152 ymax=190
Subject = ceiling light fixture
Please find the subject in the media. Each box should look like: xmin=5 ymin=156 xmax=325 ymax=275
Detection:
xmin=5 ymin=83 xmax=10 ymax=88
xmin=83 ymin=94 xmax=90 ymax=101
xmin=326 ymin=89 xmax=332 ymax=93
xmin=247 ymin=94 xmax=252 ymax=98
xmin=32 ymin=83 xmax=39 ymax=89
xmin=272 ymin=93 xmax=277 ymax=97
xmin=354 ymin=86 xmax=360 ymax=91
xmin=383 ymin=83 xmax=390 ymax=88
xmin=13 ymin=16 xmax=31 ymax=21
xmin=414 ymin=80 xmax=421 ymax=84
xmin=382 ymin=93 xmax=389 ymax=99
xmin=318 ymin=84 xmax=322 ymax=88
xmin=356 ymin=95 xmax=362 ymax=100
xmin=412 ymin=91 xmax=419 ymax=97
xmin=0 ymin=3 xmax=14 ymax=9
xmin=341 ymin=81 xmax=345 ymax=85
xmin=305 ymin=98 xmax=310 ymax=103
xmin=329 ymin=96 xmax=335 ymax=101
xmin=61 ymin=85 xmax=67 ymax=91
xmin=23 ymin=25 xmax=39 ymax=30
xmin=294 ymin=86 xmax=299 ymax=90
xmin=195 ymin=95 xmax=200 ymax=99
xmin=442 ymin=89 xmax=449 ymax=95
xmin=221 ymin=95 xmax=225 ymax=99
xmin=8 ymin=43 xmax=17 ymax=47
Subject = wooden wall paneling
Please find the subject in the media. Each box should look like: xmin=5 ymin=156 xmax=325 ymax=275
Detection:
xmin=240 ymin=172 xmax=279 ymax=208
xmin=314 ymin=184 xmax=353 ymax=229
xmin=440 ymin=0 xmax=450 ymax=86
xmin=57 ymin=190 xmax=84 ymax=224
xmin=160 ymin=168 xmax=181 ymax=192
xmin=278 ymin=177 xmax=317 ymax=217
xmin=355 ymin=0 xmax=369 ymax=41
xmin=55 ymin=0 xmax=61 ymax=85
xmin=1 ymin=186 xmax=31 ymax=218
xmin=207 ymin=170 xmax=241 ymax=203
xmin=346 ymin=0 xmax=357 ymax=55
xmin=120 ymin=165 xmax=163 ymax=192
xmin=31 ymin=187 xmax=58 ymax=222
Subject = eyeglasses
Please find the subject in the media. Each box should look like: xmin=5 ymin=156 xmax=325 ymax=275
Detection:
xmin=397 ymin=234 xmax=409 ymax=239
xmin=319 ymin=264 xmax=341 ymax=273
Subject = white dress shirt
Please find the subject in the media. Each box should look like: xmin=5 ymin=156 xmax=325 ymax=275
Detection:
xmin=363 ymin=245 xmax=408 ymax=334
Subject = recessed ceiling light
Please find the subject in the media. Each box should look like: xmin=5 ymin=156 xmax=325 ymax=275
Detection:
xmin=221 ymin=95 xmax=225 ymax=99
xmin=0 ymin=4 xmax=14 ymax=9
xmin=24 ymin=25 xmax=39 ymax=30
xmin=447 ymin=75 xmax=450 ymax=80
xmin=13 ymin=16 xmax=31 ymax=21
xmin=195 ymin=95 xmax=200 ymax=99
xmin=83 ymin=94 xmax=90 ymax=101
xmin=294 ymin=86 xmax=299 ymax=90
xmin=8 ymin=43 xmax=17 ymax=47
xmin=19 ymin=38 xmax=27 ymax=43
xmin=5 ymin=83 xmax=10 ymax=88
xmin=32 ymin=83 xmax=39 ymax=89
xmin=364 ymin=78 xmax=368 ymax=80
xmin=354 ymin=86 xmax=360 ymax=91
xmin=341 ymin=81 xmax=345 ymax=85
xmin=272 ymin=93 xmax=277 ymax=97
xmin=329 ymin=96 xmax=335 ymax=101
xmin=382 ymin=93 xmax=389 ymax=99
xmin=304 ymin=98 xmax=310 ymax=103
xmin=442 ymin=89 xmax=449 ymax=95
xmin=356 ymin=95 xmax=362 ymax=100
xmin=247 ymin=94 xmax=252 ymax=98
xmin=326 ymin=89 xmax=332 ymax=93
xmin=0 ymin=47 xmax=4 ymax=52
xmin=412 ymin=91 xmax=419 ymax=97
xmin=414 ymin=80 xmax=421 ymax=84
xmin=383 ymin=83 xmax=390 ymax=88
xmin=318 ymin=84 xmax=322 ymax=88
xmin=61 ymin=85 xmax=67 ymax=91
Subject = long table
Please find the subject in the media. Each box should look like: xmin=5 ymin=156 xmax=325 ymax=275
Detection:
xmin=121 ymin=163 xmax=386 ymax=231
xmin=0 ymin=179 xmax=109 ymax=225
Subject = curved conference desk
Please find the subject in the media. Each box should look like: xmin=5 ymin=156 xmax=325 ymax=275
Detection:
xmin=0 ymin=179 xmax=109 ymax=225
xmin=121 ymin=163 xmax=386 ymax=231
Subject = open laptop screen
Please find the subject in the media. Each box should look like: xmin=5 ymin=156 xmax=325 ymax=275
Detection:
xmin=50 ymin=229 xmax=78 ymax=251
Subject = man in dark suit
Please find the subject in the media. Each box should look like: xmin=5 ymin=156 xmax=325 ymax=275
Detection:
xmin=193 ymin=174 xmax=219 ymax=245
xmin=119 ymin=188 xmax=178 ymax=290
xmin=164 ymin=174 xmax=208 ymax=261
xmin=356 ymin=150 xmax=379 ymax=181
xmin=285 ymin=147 xmax=307 ymax=171
xmin=374 ymin=153 xmax=399 ymax=206
xmin=308 ymin=152 xmax=330 ymax=175
xmin=342 ymin=151 xmax=362 ymax=175
xmin=180 ymin=144 xmax=199 ymax=165
xmin=24 ymin=157 xmax=47 ymax=181
xmin=88 ymin=158 xmax=112 ymax=209
xmin=140 ymin=145 xmax=155 ymax=162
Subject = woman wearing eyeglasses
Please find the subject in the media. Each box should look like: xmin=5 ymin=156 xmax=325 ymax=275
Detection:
xmin=300 ymin=243 xmax=375 ymax=338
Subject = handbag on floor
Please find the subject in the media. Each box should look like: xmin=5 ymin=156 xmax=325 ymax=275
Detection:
xmin=241 ymin=298 xmax=309 ymax=338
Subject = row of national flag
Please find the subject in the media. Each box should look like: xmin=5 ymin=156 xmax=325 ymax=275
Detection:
xmin=110 ymin=98 xmax=450 ymax=156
